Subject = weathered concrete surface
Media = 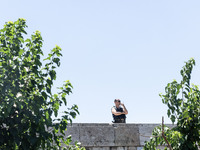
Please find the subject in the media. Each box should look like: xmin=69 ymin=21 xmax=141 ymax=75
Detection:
xmin=138 ymin=124 xmax=160 ymax=146
xmin=113 ymin=124 xmax=140 ymax=147
xmin=62 ymin=123 xmax=175 ymax=150
xmin=64 ymin=123 xmax=80 ymax=144
xmin=80 ymin=125 xmax=115 ymax=146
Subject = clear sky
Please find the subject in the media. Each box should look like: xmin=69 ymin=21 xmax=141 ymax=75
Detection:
xmin=1 ymin=0 xmax=200 ymax=124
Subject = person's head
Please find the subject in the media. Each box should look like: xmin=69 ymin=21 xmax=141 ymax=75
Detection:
xmin=114 ymin=99 xmax=121 ymax=106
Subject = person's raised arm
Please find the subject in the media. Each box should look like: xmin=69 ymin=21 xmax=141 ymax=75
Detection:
xmin=111 ymin=107 xmax=125 ymax=116
xmin=120 ymin=103 xmax=128 ymax=115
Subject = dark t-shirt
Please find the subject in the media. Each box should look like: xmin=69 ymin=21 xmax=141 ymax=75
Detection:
xmin=112 ymin=106 xmax=126 ymax=120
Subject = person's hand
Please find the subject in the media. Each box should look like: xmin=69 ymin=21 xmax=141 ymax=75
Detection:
xmin=120 ymin=103 xmax=124 ymax=106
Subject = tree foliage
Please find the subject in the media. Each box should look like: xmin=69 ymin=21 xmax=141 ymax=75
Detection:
xmin=0 ymin=18 xmax=84 ymax=150
xmin=143 ymin=125 xmax=181 ymax=150
xmin=144 ymin=58 xmax=200 ymax=150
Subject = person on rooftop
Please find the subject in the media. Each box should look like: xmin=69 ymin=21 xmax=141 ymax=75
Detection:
xmin=111 ymin=99 xmax=128 ymax=123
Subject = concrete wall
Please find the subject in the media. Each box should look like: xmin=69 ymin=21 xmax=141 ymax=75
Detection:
xmin=63 ymin=123 xmax=174 ymax=150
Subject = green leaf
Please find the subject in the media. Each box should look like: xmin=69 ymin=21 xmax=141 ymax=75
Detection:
xmin=49 ymin=70 xmax=56 ymax=80
xmin=171 ymin=115 xmax=176 ymax=123
xmin=70 ymin=112 xmax=77 ymax=119
xmin=167 ymin=109 xmax=171 ymax=117
xmin=42 ymin=91 xmax=47 ymax=100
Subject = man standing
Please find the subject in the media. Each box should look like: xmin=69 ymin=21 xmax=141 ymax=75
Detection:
xmin=111 ymin=99 xmax=128 ymax=123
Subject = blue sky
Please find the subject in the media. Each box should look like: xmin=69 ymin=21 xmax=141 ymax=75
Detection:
xmin=1 ymin=0 xmax=200 ymax=123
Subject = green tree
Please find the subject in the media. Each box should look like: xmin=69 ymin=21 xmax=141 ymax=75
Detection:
xmin=143 ymin=58 xmax=200 ymax=150
xmin=0 ymin=18 xmax=84 ymax=150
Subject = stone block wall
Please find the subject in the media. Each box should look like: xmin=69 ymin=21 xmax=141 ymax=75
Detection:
xmin=62 ymin=123 xmax=174 ymax=150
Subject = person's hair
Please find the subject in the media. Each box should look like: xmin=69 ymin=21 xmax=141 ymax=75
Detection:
xmin=114 ymin=99 xmax=120 ymax=102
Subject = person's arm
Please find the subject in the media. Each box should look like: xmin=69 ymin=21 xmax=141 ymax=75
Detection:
xmin=111 ymin=107 xmax=125 ymax=116
xmin=121 ymin=103 xmax=128 ymax=115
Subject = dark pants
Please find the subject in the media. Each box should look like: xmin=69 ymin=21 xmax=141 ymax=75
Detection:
xmin=113 ymin=118 xmax=126 ymax=123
